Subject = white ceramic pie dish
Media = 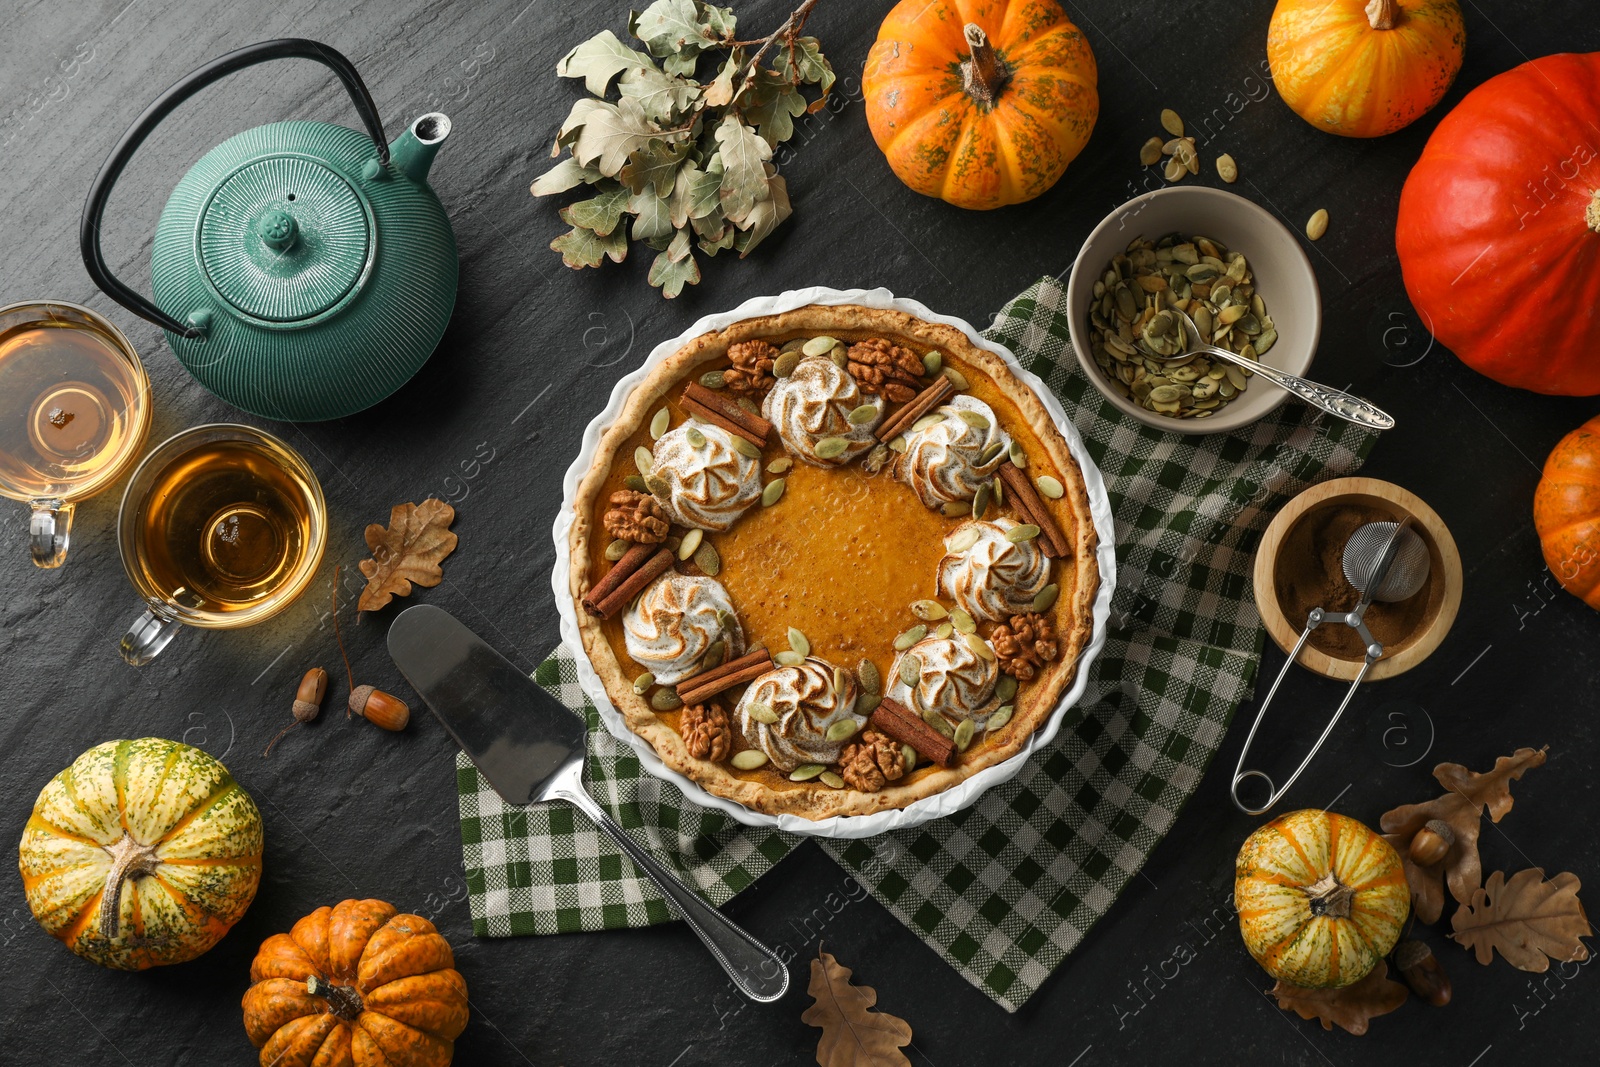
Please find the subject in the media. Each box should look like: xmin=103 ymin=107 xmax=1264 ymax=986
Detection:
xmin=552 ymin=287 xmax=1117 ymax=839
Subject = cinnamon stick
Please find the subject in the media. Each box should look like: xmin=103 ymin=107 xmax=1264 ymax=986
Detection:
xmin=680 ymin=394 xmax=767 ymax=449
xmin=581 ymin=541 xmax=658 ymax=616
xmin=870 ymin=698 xmax=957 ymax=768
xmin=677 ymin=649 xmax=774 ymax=704
xmin=683 ymin=382 xmax=772 ymax=441
xmin=583 ymin=547 xmax=674 ymax=619
xmin=996 ymin=462 xmax=1069 ymax=559
xmin=876 ymin=377 xmax=954 ymax=443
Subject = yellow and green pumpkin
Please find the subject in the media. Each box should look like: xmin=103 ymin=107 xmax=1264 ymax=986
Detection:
xmin=1235 ymin=809 xmax=1409 ymax=988
xmin=18 ymin=737 xmax=263 ymax=970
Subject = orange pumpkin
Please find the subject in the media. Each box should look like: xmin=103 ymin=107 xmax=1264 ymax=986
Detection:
xmin=1535 ymin=414 xmax=1600 ymax=609
xmin=863 ymin=0 xmax=1098 ymax=210
xmin=1267 ymin=0 xmax=1465 ymax=138
xmin=241 ymin=899 xmax=469 ymax=1067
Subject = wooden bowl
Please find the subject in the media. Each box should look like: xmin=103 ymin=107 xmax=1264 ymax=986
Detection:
xmin=1253 ymin=477 xmax=1462 ymax=681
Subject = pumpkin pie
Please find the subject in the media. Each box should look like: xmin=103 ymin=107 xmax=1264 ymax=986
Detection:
xmin=569 ymin=305 xmax=1100 ymax=819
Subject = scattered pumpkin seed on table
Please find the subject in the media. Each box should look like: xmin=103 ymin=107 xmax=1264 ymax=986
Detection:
xmin=1216 ymin=153 xmax=1238 ymax=183
xmin=1161 ymin=108 xmax=1184 ymax=136
xmin=1307 ymin=208 xmax=1329 ymax=241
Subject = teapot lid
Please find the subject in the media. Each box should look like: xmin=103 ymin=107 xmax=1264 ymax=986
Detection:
xmin=198 ymin=155 xmax=371 ymax=322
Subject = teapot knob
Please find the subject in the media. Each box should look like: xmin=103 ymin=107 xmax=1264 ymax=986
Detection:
xmin=254 ymin=208 xmax=298 ymax=252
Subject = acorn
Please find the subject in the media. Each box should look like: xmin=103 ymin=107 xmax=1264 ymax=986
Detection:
xmin=264 ymin=667 xmax=328 ymax=757
xmin=1409 ymin=819 xmax=1455 ymax=866
xmin=1395 ymin=939 xmax=1452 ymax=1007
xmin=349 ymin=684 xmax=410 ymax=731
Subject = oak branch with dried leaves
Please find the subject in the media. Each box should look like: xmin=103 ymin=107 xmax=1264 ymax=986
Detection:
xmin=532 ymin=0 xmax=834 ymax=297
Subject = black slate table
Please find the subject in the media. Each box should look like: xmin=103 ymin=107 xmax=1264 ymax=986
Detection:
xmin=3 ymin=1 xmax=1597 ymax=1064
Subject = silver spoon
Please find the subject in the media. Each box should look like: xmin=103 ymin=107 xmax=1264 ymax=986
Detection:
xmin=1157 ymin=310 xmax=1394 ymax=429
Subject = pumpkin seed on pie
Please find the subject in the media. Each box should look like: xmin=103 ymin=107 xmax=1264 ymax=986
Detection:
xmin=802 ymin=336 xmax=837 ymax=356
xmin=773 ymin=650 xmax=805 ymax=667
xmin=731 ymin=750 xmax=769 ymax=770
xmin=911 ymin=413 xmax=945 ymax=432
xmin=1008 ymin=441 xmax=1028 ymax=468
xmin=922 ymin=350 xmax=943 ymax=375
xmin=965 ymin=633 xmax=995 ymax=660
xmin=650 ymin=407 xmax=671 ymax=440
xmin=949 ymin=606 xmax=977 ymax=634
xmin=987 ymin=705 xmax=1014 ymax=731
xmin=605 ymin=539 xmax=631 ymax=561
xmin=633 ymin=672 xmax=655 ymax=694
xmin=1036 ymin=475 xmax=1065 ymax=499
xmin=857 ymin=659 xmax=881 ymax=694
xmin=818 ymin=771 xmax=845 ymax=789
xmin=1006 ymin=523 xmax=1041 ymax=542
xmin=995 ymin=675 xmax=1018 ymax=704
xmin=957 ymin=410 xmax=990 ymax=430
xmin=651 ymin=688 xmax=683 ymax=711
xmin=761 ymin=478 xmax=786 ymax=506
xmin=943 ymin=367 xmax=969 ymax=390
xmin=773 ymin=350 xmax=800 ymax=378
xmin=1032 ymin=583 xmax=1060 ymax=613
xmin=733 ymin=436 xmax=761 ymax=459
xmin=634 ymin=446 xmax=654 ymax=473
xmin=953 ymin=718 xmax=975 ymax=752
xmin=790 ymin=763 xmax=826 ymax=781
xmin=693 ymin=540 xmax=720 ymax=575
xmin=894 ymin=625 xmax=927 ymax=651
xmin=814 ymin=436 xmax=850 ymax=459
xmin=899 ymin=652 xmax=923 ymax=685
xmin=678 ymin=528 xmax=704 ymax=561
xmin=767 ymin=457 xmax=793 ymax=474
xmin=934 ymin=622 xmax=954 ymax=639
xmin=699 ymin=370 xmax=726 ymax=389
xmin=825 ymin=717 xmax=861 ymax=742
xmin=788 ymin=627 xmax=811 ymax=657
xmin=911 ymin=599 xmax=948 ymax=620
xmin=848 ymin=404 xmax=879 ymax=425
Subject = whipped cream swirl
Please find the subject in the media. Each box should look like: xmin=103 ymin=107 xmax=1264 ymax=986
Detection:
xmin=887 ymin=635 xmax=1000 ymax=725
xmin=895 ymin=394 xmax=1010 ymax=509
xmin=762 ymin=354 xmax=884 ymax=466
xmin=938 ymin=518 xmax=1052 ymax=623
xmin=623 ymin=573 xmax=745 ymax=685
xmin=735 ymin=656 xmax=862 ymax=772
xmin=650 ymin=422 xmax=761 ymax=531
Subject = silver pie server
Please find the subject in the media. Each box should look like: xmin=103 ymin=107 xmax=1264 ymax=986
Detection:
xmin=1154 ymin=310 xmax=1395 ymax=429
xmin=387 ymin=604 xmax=789 ymax=1003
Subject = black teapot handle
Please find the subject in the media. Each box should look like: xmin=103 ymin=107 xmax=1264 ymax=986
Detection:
xmin=80 ymin=39 xmax=389 ymax=339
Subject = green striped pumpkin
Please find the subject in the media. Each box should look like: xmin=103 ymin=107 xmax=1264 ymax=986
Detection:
xmin=18 ymin=738 xmax=263 ymax=970
xmin=1235 ymin=809 xmax=1409 ymax=988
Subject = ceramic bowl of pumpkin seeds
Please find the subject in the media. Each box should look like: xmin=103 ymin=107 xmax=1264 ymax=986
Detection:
xmin=1065 ymin=186 xmax=1320 ymax=435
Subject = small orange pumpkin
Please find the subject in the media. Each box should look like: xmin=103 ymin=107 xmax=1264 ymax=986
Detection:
xmin=1236 ymin=810 xmax=1409 ymax=988
xmin=1267 ymin=0 xmax=1465 ymax=138
xmin=863 ymin=0 xmax=1098 ymax=210
xmin=1534 ymin=413 xmax=1600 ymax=609
xmin=241 ymin=899 xmax=468 ymax=1067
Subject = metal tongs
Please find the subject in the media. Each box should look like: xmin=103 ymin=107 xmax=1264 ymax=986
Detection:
xmin=1230 ymin=518 xmax=1428 ymax=815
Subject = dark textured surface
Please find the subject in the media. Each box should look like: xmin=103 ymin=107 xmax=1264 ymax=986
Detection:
xmin=2 ymin=1 xmax=1597 ymax=1064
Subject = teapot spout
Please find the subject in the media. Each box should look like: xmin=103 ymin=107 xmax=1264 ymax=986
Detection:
xmin=389 ymin=113 xmax=452 ymax=184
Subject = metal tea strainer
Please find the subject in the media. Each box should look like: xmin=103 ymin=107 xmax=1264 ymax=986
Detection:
xmin=1230 ymin=518 xmax=1431 ymax=815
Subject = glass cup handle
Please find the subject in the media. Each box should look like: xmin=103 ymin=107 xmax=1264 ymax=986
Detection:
xmin=120 ymin=608 xmax=181 ymax=666
xmin=29 ymin=499 xmax=74 ymax=569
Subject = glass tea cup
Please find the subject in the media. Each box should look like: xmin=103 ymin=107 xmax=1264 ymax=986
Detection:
xmin=116 ymin=424 xmax=327 ymax=665
xmin=0 ymin=301 xmax=152 ymax=567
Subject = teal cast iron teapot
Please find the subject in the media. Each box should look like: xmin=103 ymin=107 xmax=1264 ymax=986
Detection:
xmin=80 ymin=40 xmax=457 ymax=422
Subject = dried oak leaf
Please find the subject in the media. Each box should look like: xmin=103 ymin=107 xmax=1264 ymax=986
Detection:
xmin=1379 ymin=746 xmax=1548 ymax=923
xmin=1269 ymin=960 xmax=1408 ymax=1036
xmin=801 ymin=949 xmax=913 ymax=1067
xmin=1451 ymin=869 xmax=1591 ymax=972
xmin=358 ymin=500 xmax=459 ymax=611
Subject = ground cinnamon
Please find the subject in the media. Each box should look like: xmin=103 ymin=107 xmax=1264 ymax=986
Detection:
xmin=1273 ymin=503 xmax=1431 ymax=660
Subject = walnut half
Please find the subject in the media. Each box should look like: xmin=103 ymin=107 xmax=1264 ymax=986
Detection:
xmin=991 ymin=612 xmax=1060 ymax=682
xmin=682 ymin=702 xmax=733 ymax=762
xmin=839 ymin=730 xmax=908 ymax=792
xmin=603 ymin=489 xmax=669 ymax=544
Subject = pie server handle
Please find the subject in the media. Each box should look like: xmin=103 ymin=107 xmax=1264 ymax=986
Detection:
xmin=542 ymin=765 xmax=791 ymax=1003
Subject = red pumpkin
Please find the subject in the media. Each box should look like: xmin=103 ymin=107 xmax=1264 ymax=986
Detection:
xmin=1396 ymin=53 xmax=1600 ymax=395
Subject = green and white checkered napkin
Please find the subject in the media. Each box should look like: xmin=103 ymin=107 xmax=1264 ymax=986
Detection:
xmin=457 ymin=275 xmax=1378 ymax=1010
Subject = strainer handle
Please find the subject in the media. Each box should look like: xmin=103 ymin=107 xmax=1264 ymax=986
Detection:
xmin=80 ymin=40 xmax=388 ymax=339
xmin=1230 ymin=615 xmax=1377 ymax=816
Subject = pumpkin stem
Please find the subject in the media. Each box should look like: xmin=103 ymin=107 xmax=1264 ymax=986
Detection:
xmin=1365 ymin=0 xmax=1400 ymax=29
xmin=1305 ymin=871 xmax=1357 ymax=920
xmin=1587 ymin=190 xmax=1600 ymax=233
xmin=97 ymin=834 xmax=161 ymax=941
xmin=961 ymin=23 xmax=1009 ymax=109
xmin=308 ymin=975 xmax=366 ymax=1020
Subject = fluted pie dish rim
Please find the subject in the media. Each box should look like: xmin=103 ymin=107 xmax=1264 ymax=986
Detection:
xmin=556 ymin=288 xmax=1116 ymax=837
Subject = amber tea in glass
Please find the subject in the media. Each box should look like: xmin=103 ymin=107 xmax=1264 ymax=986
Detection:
xmin=0 ymin=301 xmax=150 ymax=567
xmin=117 ymin=424 xmax=326 ymax=665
